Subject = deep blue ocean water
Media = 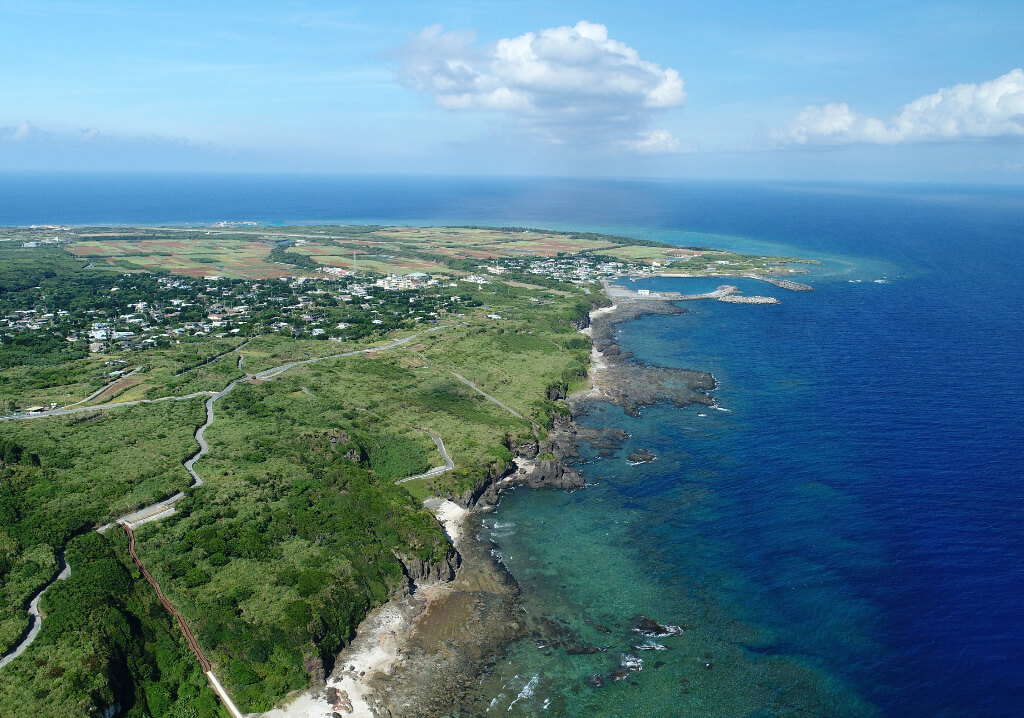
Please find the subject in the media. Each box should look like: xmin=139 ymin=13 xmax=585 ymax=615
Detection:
xmin=2 ymin=174 xmax=1022 ymax=716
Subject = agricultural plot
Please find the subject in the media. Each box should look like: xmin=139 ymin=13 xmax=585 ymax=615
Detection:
xmin=367 ymin=226 xmax=617 ymax=260
xmin=293 ymin=243 xmax=447 ymax=275
xmin=69 ymin=239 xmax=305 ymax=278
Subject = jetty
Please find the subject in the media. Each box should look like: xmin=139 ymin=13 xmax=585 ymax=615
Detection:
xmin=747 ymin=275 xmax=813 ymax=291
xmin=602 ymin=280 xmax=779 ymax=304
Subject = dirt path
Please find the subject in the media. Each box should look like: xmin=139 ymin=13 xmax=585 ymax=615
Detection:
xmin=122 ymin=524 xmax=244 ymax=717
xmin=450 ymin=371 xmax=525 ymax=419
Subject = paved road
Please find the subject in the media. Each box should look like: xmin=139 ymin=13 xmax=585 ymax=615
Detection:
xmin=0 ymin=553 xmax=70 ymax=671
xmin=173 ymin=338 xmax=250 ymax=377
xmin=395 ymin=432 xmax=455 ymax=484
xmin=451 ymin=371 xmax=525 ymax=419
xmin=1 ymin=391 xmax=217 ymax=422
xmin=65 ymin=366 xmax=143 ymax=407
xmin=0 ymin=332 xmax=421 ymax=686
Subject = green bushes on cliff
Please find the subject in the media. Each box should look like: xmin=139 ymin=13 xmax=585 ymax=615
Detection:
xmin=0 ymin=531 xmax=223 ymax=718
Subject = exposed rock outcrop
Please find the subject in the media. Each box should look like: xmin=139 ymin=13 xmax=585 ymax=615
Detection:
xmin=303 ymin=653 xmax=327 ymax=689
xmin=570 ymin=309 xmax=592 ymax=331
xmin=516 ymin=459 xmax=585 ymax=492
xmin=508 ymin=437 xmax=539 ymax=460
xmin=541 ymin=412 xmax=580 ymax=461
xmin=627 ymin=449 xmax=657 ymax=464
xmin=395 ymin=546 xmax=461 ymax=588
xmin=451 ymin=460 xmax=513 ymax=509
xmin=575 ymin=298 xmax=717 ymax=417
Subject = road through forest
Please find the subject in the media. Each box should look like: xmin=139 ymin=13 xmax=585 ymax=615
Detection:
xmin=0 ymin=332 xmax=431 ymax=715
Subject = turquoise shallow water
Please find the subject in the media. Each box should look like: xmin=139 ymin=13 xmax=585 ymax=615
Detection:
xmin=480 ymin=240 xmax=1023 ymax=716
xmin=2 ymin=175 xmax=1021 ymax=716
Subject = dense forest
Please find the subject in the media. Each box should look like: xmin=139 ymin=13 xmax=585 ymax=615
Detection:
xmin=0 ymin=230 xmax=602 ymax=714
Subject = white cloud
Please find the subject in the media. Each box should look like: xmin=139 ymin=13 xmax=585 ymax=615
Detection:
xmin=620 ymin=129 xmax=683 ymax=154
xmin=775 ymin=69 xmax=1024 ymax=146
xmin=2 ymin=121 xmax=49 ymax=142
xmin=398 ymin=20 xmax=685 ymax=153
xmin=0 ymin=121 xmax=196 ymax=148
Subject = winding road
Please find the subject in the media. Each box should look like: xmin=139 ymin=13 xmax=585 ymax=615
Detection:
xmin=0 ymin=553 xmax=70 ymax=671
xmin=395 ymin=431 xmax=455 ymax=484
xmin=0 ymin=331 xmax=426 ymax=710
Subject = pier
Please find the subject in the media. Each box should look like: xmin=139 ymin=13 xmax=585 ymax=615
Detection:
xmin=603 ymin=280 xmax=779 ymax=304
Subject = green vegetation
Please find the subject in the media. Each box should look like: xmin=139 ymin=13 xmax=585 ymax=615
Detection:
xmin=0 ymin=531 xmax=226 ymax=718
xmin=267 ymin=241 xmax=322 ymax=270
xmin=0 ymin=400 xmax=204 ymax=652
xmin=0 ymin=224 xmax=804 ymax=714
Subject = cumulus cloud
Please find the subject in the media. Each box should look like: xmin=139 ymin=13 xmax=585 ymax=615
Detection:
xmin=397 ymin=20 xmax=685 ymax=153
xmin=775 ymin=69 xmax=1024 ymax=146
xmin=619 ymin=129 xmax=683 ymax=154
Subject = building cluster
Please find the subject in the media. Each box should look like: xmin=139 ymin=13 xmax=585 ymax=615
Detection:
xmin=21 ymin=235 xmax=68 ymax=248
xmin=1 ymin=269 xmax=474 ymax=354
xmin=372 ymin=272 xmax=436 ymax=291
xmin=493 ymin=255 xmax=647 ymax=283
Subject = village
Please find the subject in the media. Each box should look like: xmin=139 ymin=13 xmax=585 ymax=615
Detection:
xmin=0 ymin=245 xmax=661 ymax=359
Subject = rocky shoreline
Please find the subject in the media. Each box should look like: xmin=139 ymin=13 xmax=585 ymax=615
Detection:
xmin=573 ymin=297 xmax=717 ymax=417
xmin=262 ymin=290 xmax=721 ymax=718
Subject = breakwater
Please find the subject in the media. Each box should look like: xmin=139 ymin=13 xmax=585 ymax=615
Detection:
xmin=747 ymin=275 xmax=814 ymax=291
xmin=604 ymin=280 xmax=779 ymax=304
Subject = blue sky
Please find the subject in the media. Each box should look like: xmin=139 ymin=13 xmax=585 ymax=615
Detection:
xmin=1 ymin=0 xmax=1022 ymax=181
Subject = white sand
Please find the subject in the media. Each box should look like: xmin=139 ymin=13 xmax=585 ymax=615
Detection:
xmin=428 ymin=498 xmax=468 ymax=545
xmin=570 ymin=304 xmax=614 ymax=402
xmin=260 ymin=599 xmax=411 ymax=718
xmin=259 ymin=498 xmax=466 ymax=718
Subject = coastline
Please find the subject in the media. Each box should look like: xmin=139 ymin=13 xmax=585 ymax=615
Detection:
xmin=261 ymin=499 xmax=486 ymax=718
xmin=571 ymin=295 xmax=717 ymax=417
xmin=260 ymin=281 xmax=727 ymax=718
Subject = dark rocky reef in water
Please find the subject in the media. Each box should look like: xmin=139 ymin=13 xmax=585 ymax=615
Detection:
xmin=627 ymin=449 xmax=658 ymax=464
xmin=579 ymin=298 xmax=717 ymax=417
xmin=577 ymin=425 xmax=630 ymax=451
xmin=633 ymin=615 xmax=686 ymax=638
xmin=367 ymin=515 xmax=525 ymax=718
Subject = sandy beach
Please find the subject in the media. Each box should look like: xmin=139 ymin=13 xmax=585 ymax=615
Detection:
xmin=260 ymin=500 xmax=468 ymax=718
xmin=258 ymin=289 xmax=720 ymax=717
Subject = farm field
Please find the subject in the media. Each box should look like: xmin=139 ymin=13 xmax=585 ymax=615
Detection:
xmin=6 ymin=224 xmax=808 ymax=281
xmin=69 ymin=238 xmax=302 ymax=279
xmin=0 ymin=224 xmax=808 ymax=715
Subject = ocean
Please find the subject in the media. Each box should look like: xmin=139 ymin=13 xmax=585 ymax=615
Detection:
xmin=2 ymin=174 xmax=1022 ymax=716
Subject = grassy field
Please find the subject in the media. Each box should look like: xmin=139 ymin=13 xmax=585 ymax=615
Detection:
xmin=69 ymin=238 xmax=303 ymax=279
xmin=0 ymin=224 xmax=806 ymax=714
